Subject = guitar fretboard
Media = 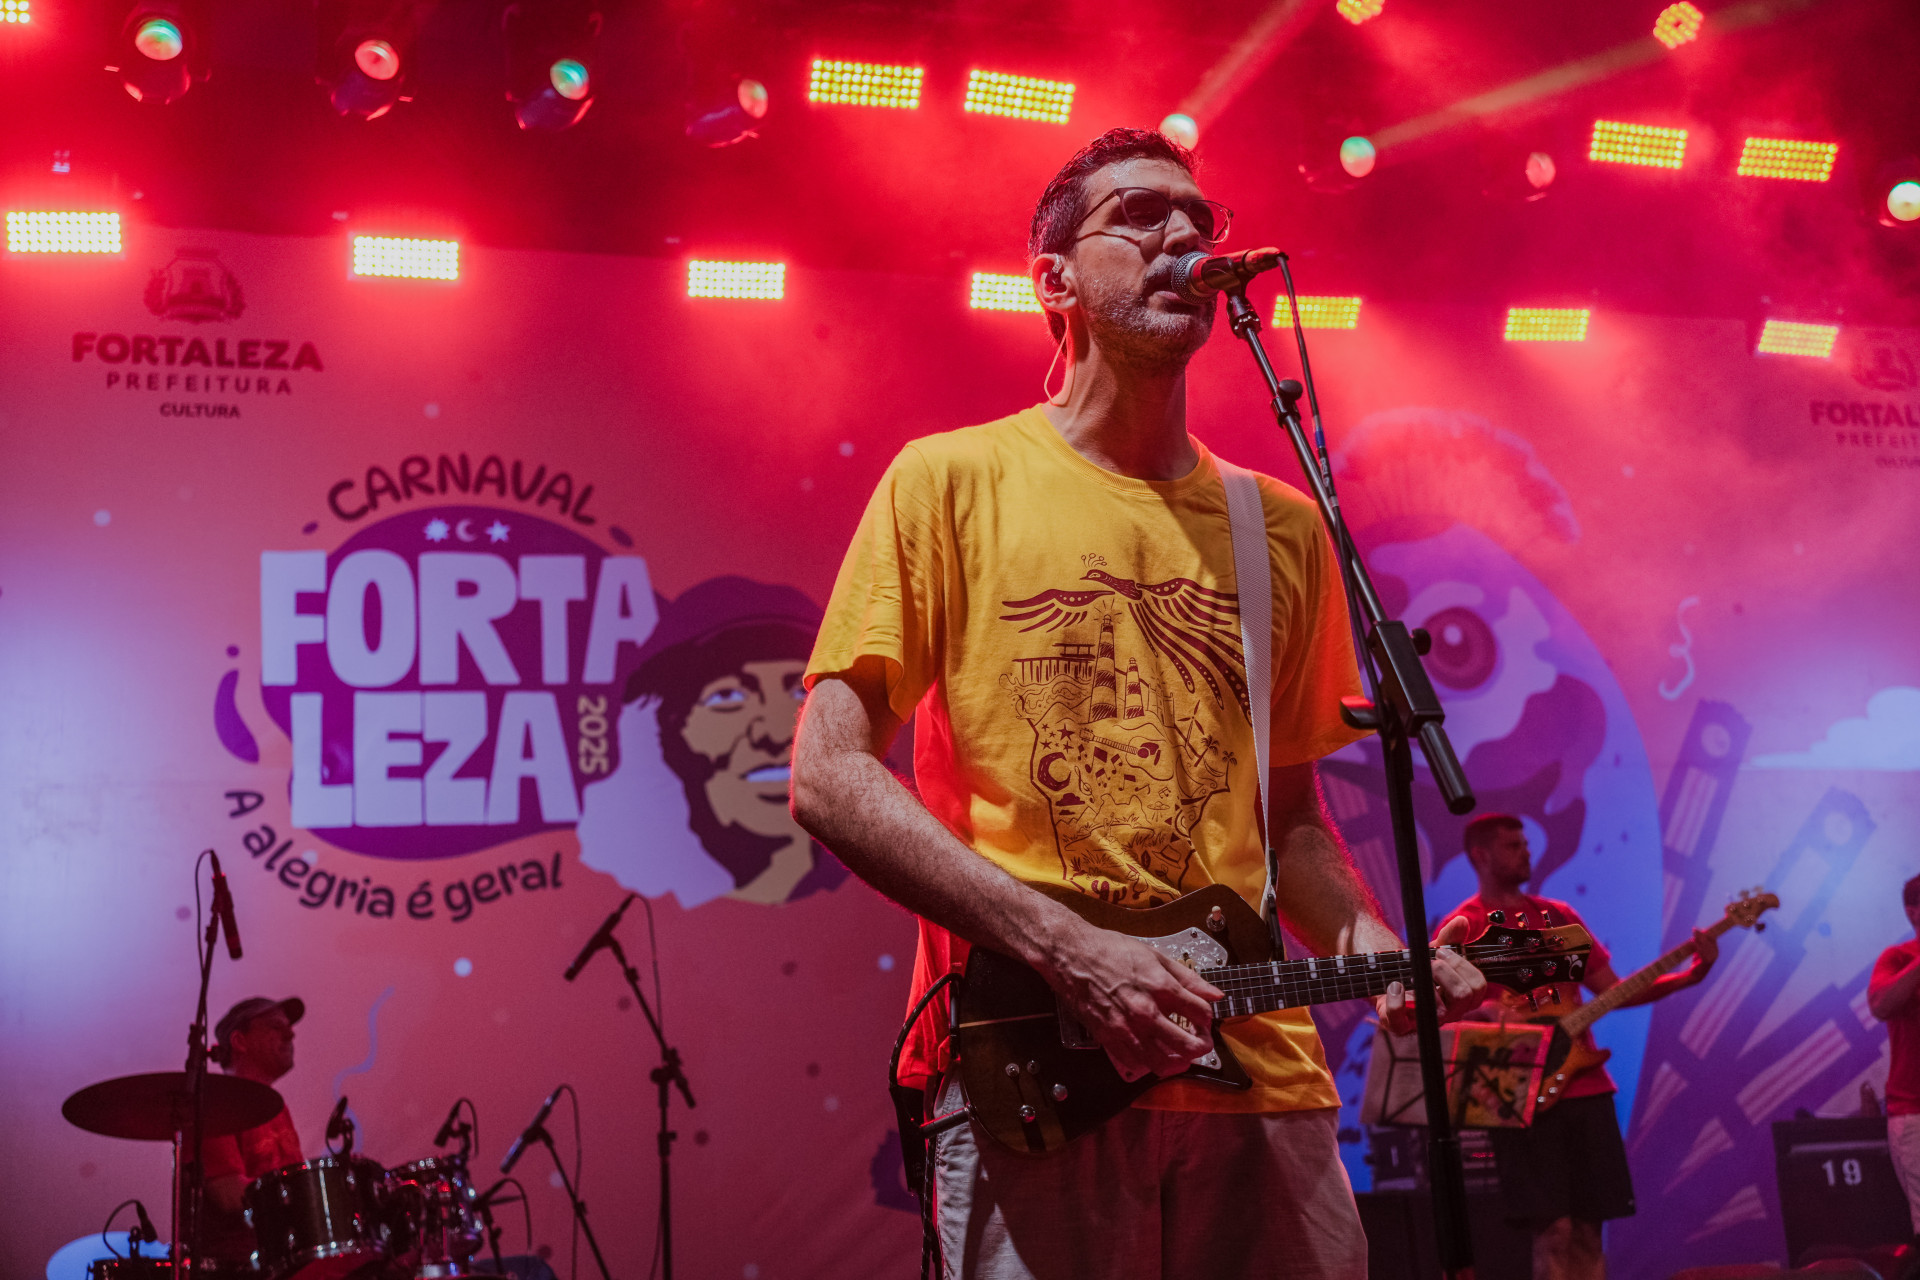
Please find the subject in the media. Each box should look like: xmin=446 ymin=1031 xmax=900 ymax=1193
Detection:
xmin=1202 ymin=950 xmax=1425 ymax=1018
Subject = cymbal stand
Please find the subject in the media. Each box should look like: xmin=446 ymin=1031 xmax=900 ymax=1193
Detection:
xmin=1221 ymin=272 xmax=1479 ymax=1280
xmin=532 ymin=1127 xmax=612 ymax=1280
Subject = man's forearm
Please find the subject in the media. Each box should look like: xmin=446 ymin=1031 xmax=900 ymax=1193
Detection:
xmin=1266 ymin=773 xmax=1398 ymax=956
xmin=1871 ymin=961 xmax=1920 ymax=1020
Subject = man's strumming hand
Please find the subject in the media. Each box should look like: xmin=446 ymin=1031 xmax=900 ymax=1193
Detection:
xmin=1037 ymin=918 xmax=1225 ymax=1083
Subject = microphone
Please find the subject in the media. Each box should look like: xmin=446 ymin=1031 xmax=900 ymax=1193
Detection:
xmin=132 ymin=1200 xmax=160 ymax=1244
xmin=325 ymin=1095 xmax=352 ymax=1140
xmin=209 ymin=851 xmax=243 ymax=960
xmin=432 ymin=1099 xmax=464 ymax=1148
xmin=500 ymin=1087 xmax=560 ymax=1174
xmin=1170 ymin=247 xmax=1283 ymax=303
xmin=564 ymin=893 xmax=637 ymax=982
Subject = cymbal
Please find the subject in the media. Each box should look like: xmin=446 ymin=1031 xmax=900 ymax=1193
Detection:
xmin=62 ymin=1072 xmax=284 ymax=1142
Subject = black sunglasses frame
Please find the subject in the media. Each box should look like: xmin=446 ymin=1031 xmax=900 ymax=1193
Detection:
xmin=1076 ymin=186 xmax=1233 ymax=247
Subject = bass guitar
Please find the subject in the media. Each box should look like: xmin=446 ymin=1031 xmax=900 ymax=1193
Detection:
xmin=954 ymin=882 xmax=1593 ymax=1154
xmin=1527 ymin=887 xmax=1779 ymax=1112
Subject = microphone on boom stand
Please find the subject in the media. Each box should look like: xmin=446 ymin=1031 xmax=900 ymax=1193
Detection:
xmin=500 ymin=1088 xmax=559 ymax=1175
xmin=564 ymin=893 xmax=636 ymax=982
xmin=209 ymin=852 xmax=243 ymax=960
xmin=1170 ymin=247 xmax=1283 ymax=303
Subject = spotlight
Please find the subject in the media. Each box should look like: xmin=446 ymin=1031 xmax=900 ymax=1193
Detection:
xmin=1339 ymin=136 xmax=1376 ymax=178
xmin=1336 ymin=0 xmax=1384 ymax=24
xmin=1736 ymin=137 xmax=1838 ymax=182
xmin=1160 ymin=113 xmax=1199 ymax=150
xmin=6 ymin=212 xmax=122 ymax=254
xmin=1869 ymin=157 xmax=1920 ymax=227
xmin=351 ymin=235 xmax=459 ymax=280
xmin=687 ymin=260 xmax=785 ymax=300
xmin=3 ymin=1 xmax=31 ymax=23
xmin=1890 ymin=181 xmax=1920 ymax=224
xmin=113 ymin=3 xmax=202 ymax=105
xmin=964 ymin=71 xmax=1074 ymax=125
xmin=317 ymin=1 xmax=426 ymax=121
xmin=686 ymin=78 xmax=769 ymax=148
xmin=1755 ymin=320 xmax=1838 ymax=358
xmin=504 ymin=1 xmax=601 ymax=132
xmin=1274 ymin=295 xmax=1363 ymax=329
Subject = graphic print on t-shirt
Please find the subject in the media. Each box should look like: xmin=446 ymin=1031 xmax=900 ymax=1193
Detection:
xmin=999 ymin=552 xmax=1248 ymax=905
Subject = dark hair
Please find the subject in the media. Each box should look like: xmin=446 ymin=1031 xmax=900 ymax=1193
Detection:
xmin=1028 ymin=126 xmax=1199 ymax=341
xmin=1463 ymin=813 xmax=1524 ymax=853
xmin=1905 ymin=873 xmax=1920 ymax=906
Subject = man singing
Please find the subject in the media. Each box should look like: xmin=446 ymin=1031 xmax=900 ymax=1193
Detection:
xmin=791 ymin=127 xmax=1485 ymax=1279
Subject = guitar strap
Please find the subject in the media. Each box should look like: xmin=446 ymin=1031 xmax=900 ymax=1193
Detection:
xmin=1218 ymin=461 xmax=1280 ymax=941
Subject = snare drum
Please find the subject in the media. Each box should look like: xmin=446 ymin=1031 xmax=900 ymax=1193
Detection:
xmin=385 ymin=1155 xmax=485 ymax=1277
xmin=244 ymin=1155 xmax=389 ymax=1280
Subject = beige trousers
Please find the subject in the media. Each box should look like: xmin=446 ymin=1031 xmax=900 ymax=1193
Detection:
xmin=1887 ymin=1111 xmax=1920 ymax=1233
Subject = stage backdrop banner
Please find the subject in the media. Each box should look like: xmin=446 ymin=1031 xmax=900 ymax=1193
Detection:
xmin=2 ymin=225 xmax=1916 ymax=1280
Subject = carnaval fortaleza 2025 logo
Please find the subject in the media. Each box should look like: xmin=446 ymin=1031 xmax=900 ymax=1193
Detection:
xmin=258 ymin=502 xmax=655 ymax=860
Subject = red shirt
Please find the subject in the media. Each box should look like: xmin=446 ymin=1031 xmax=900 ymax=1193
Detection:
xmin=1442 ymin=893 xmax=1617 ymax=1099
xmin=1872 ymin=940 xmax=1920 ymax=1115
xmin=187 ymin=1105 xmax=303 ymax=1262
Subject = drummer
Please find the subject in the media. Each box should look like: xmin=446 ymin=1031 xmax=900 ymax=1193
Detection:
xmin=192 ymin=996 xmax=305 ymax=1266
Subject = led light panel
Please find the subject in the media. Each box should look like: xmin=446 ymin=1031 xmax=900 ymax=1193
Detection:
xmin=352 ymin=236 xmax=459 ymax=280
xmin=1504 ymin=308 xmax=1590 ymax=342
xmin=969 ymin=273 xmax=1043 ymax=313
xmin=1588 ymin=120 xmax=1688 ymax=170
xmin=1736 ymin=137 xmax=1839 ymax=182
xmin=1336 ymin=0 xmax=1384 ymax=24
xmin=1274 ymin=295 xmax=1363 ymax=330
xmin=688 ymin=260 xmax=785 ymax=300
xmin=3 ymin=0 xmax=31 ymax=23
xmin=964 ymin=71 xmax=1074 ymax=125
xmin=6 ymin=212 xmax=121 ymax=254
xmin=807 ymin=60 xmax=922 ymax=110
xmin=1652 ymin=1 xmax=1704 ymax=49
xmin=1756 ymin=320 xmax=1838 ymax=358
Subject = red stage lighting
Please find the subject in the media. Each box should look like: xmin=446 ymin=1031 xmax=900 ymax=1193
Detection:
xmin=969 ymin=273 xmax=1042 ymax=313
xmin=964 ymin=71 xmax=1074 ymax=125
xmin=317 ymin=0 xmax=422 ymax=121
xmin=352 ymin=236 xmax=459 ymax=280
xmin=1889 ymin=181 xmax=1920 ymax=224
xmin=1274 ymin=295 xmax=1363 ymax=329
xmin=6 ymin=212 xmax=122 ymax=254
xmin=2 ymin=1 xmax=30 ymax=22
xmin=1336 ymin=0 xmax=1384 ymax=25
xmin=688 ymin=261 xmax=785 ymax=299
xmin=505 ymin=1 xmax=601 ymax=132
xmin=808 ymin=60 xmax=922 ymax=110
xmin=1588 ymin=120 xmax=1687 ymax=170
xmin=1737 ymin=137 xmax=1838 ymax=182
xmin=1652 ymin=2 xmax=1704 ymax=49
xmin=1755 ymin=320 xmax=1838 ymax=358
xmin=113 ymin=3 xmax=202 ymax=105
xmin=1504 ymin=307 xmax=1589 ymax=342
xmin=687 ymin=78 xmax=769 ymax=147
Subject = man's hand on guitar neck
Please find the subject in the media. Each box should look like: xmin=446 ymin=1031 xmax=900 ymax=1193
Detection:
xmin=1378 ymin=916 xmax=1490 ymax=1036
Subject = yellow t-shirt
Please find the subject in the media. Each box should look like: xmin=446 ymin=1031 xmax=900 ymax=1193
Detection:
xmin=806 ymin=405 xmax=1368 ymax=1112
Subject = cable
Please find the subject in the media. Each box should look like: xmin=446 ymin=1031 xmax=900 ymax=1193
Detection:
xmin=638 ymin=893 xmax=666 ymax=1280
xmin=100 ymin=1199 xmax=139 ymax=1260
xmin=556 ymin=1082 xmax=583 ymax=1280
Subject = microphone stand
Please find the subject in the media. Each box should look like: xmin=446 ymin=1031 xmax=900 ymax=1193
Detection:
xmin=530 ymin=1126 xmax=613 ymax=1280
xmin=605 ymin=933 xmax=696 ymax=1280
xmin=1221 ymin=272 xmax=1480 ymax=1280
xmin=180 ymin=851 xmax=225 ymax=1277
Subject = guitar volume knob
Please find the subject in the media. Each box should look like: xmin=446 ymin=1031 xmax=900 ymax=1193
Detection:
xmin=1052 ymin=1083 xmax=1069 ymax=1101
xmin=1005 ymin=1063 xmax=1020 ymax=1077
xmin=1018 ymin=1105 xmax=1037 ymax=1122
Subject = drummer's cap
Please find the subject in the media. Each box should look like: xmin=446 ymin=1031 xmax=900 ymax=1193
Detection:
xmin=212 ymin=996 xmax=305 ymax=1065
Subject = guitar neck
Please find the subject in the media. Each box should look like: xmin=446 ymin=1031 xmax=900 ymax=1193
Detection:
xmin=1205 ymin=949 xmax=1427 ymax=1018
xmin=1558 ymin=916 xmax=1728 ymax=1035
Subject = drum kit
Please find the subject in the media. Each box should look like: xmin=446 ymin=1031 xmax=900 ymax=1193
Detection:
xmin=62 ymin=1073 xmax=506 ymax=1280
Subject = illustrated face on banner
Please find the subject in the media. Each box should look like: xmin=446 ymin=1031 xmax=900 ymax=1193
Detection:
xmin=577 ymin=576 xmax=847 ymax=909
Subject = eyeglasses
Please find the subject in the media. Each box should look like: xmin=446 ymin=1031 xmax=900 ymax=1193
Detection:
xmin=1078 ymin=186 xmax=1233 ymax=246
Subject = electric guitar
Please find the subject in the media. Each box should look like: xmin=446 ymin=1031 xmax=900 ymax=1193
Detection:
xmin=1526 ymin=888 xmax=1779 ymax=1112
xmin=953 ymin=882 xmax=1593 ymax=1154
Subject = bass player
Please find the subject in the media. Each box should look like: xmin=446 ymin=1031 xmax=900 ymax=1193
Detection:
xmin=791 ymin=125 xmax=1487 ymax=1280
xmin=1444 ymin=813 xmax=1718 ymax=1280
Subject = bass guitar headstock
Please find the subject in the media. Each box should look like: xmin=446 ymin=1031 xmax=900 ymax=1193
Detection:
xmin=1725 ymin=887 xmax=1780 ymax=932
xmin=1460 ymin=923 xmax=1595 ymax=996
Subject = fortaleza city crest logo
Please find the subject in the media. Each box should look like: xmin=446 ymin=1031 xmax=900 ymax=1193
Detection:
xmin=146 ymin=248 xmax=245 ymax=323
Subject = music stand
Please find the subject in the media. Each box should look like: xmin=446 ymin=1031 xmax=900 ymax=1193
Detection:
xmin=1362 ymin=1021 xmax=1549 ymax=1130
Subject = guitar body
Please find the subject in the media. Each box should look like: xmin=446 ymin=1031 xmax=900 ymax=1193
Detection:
xmin=955 ymin=884 xmax=1268 ymax=1154
xmin=1532 ymin=1020 xmax=1613 ymax=1112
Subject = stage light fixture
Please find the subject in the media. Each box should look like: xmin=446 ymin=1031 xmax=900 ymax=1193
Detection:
xmin=969 ymin=273 xmax=1043 ymax=313
xmin=1736 ymin=137 xmax=1838 ymax=182
xmin=317 ymin=1 xmax=427 ymax=121
xmin=1274 ymin=295 xmax=1363 ymax=329
xmin=1888 ymin=180 xmax=1920 ymax=224
xmin=1339 ymin=136 xmax=1377 ymax=178
xmin=3 ymin=1 xmax=30 ymax=23
xmin=351 ymin=236 xmax=459 ymax=280
xmin=1160 ymin=113 xmax=1199 ymax=149
xmin=1652 ymin=1 xmax=1704 ymax=49
xmin=1756 ymin=320 xmax=1838 ymax=358
xmin=686 ymin=78 xmax=769 ymax=147
xmin=113 ymin=3 xmax=203 ymax=104
xmin=964 ymin=71 xmax=1074 ymax=125
xmin=688 ymin=260 xmax=785 ymax=299
xmin=807 ymin=59 xmax=922 ymax=109
xmin=1588 ymin=119 xmax=1687 ymax=169
xmin=6 ymin=212 xmax=122 ymax=254
xmin=504 ymin=2 xmax=600 ymax=131
xmin=1504 ymin=307 xmax=1590 ymax=342
xmin=1336 ymin=0 xmax=1384 ymax=24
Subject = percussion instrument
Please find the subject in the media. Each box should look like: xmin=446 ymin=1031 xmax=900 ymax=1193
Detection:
xmin=244 ymin=1156 xmax=389 ymax=1280
xmin=62 ymin=1073 xmax=284 ymax=1143
xmin=385 ymin=1156 xmax=486 ymax=1277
